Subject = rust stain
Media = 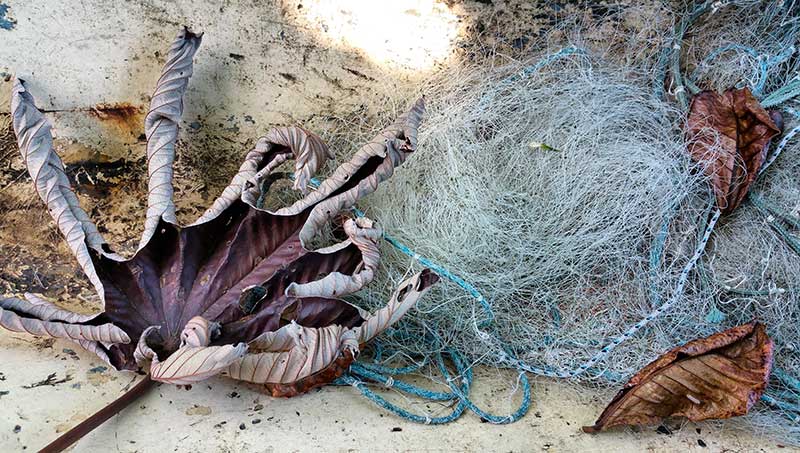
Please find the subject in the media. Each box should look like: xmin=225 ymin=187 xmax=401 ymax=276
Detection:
xmin=88 ymin=102 xmax=145 ymax=136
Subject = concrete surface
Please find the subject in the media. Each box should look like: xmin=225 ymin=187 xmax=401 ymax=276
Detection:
xmin=0 ymin=330 xmax=785 ymax=452
xmin=0 ymin=1 xmax=790 ymax=451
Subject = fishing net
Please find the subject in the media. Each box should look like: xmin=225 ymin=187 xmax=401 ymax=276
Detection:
xmin=311 ymin=0 xmax=800 ymax=441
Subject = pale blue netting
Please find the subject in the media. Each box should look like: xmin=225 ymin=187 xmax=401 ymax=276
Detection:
xmin=284 ymin=0 xmax=800 ymax=441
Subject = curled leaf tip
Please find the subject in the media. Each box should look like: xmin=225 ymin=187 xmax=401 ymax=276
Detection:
xmin=181 ymin=26 xmax=203 ymax=40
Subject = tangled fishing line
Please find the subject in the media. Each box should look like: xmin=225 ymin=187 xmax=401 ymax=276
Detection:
xmin=305 ymin=0 xmax=800 ymax=442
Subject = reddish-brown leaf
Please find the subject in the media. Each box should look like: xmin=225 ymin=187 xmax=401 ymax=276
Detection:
xmin=256 ymin=348 xmax=357 ymax=398
xmin=583 ymin=322 xmax=773 ymax=433
xmin=687 ymin=88 xmax=782 ymax=214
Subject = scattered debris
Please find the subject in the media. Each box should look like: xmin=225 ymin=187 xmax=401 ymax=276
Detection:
xmin=22 ymin=372 xmax=73 ymax=389
xmin=0 ymin=3 xmax=16 ymax=30
xmin=185 ymin=405 xmax=212 ymax=416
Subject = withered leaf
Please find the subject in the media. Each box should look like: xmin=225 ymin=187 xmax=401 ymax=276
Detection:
xmin=583 ymin=322 xmax=773 ymax=433
xmin=224 ymin=269 xmax=439 ymax=397
xmin=1 ymin=28 xmax=434 ymax=389
xmin=687 ymin=88 xmax=782 ymax=214
xmin=0 ymin=27 xmax=439 ymax=452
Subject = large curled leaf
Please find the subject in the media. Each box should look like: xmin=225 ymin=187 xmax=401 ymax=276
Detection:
xmin=687 ymin=88 xmax=782 ymax=214
xmin=583 ymin=322 xmax=773 ymax=433
xmin=1 ymin=27 xmax=437 ymax=452
xmin=2 ymin=28 xmax=432 ymax=382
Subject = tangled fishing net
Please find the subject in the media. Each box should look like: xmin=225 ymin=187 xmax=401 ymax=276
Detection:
xmin=312 ymin=0 xmax=800 ymax=441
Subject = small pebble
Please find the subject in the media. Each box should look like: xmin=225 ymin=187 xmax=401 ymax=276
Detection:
xmin=252 ymin=419 xmax=261 ymax=425
xmin=13 ymin=425 xmax=21 ymax=433
xmin=391 ymin=427 xmax=402 ymax=432
xmin=239 ymin=423 xmax=246 ymax=430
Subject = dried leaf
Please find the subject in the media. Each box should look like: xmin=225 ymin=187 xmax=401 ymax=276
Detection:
xmin=180 ymin=316 xmax=219 ymax=347
xmin=195 ymin=126 xmax=331 ymax=224
xmin=286 ymin=217 xmax=381 ymax=298
xmin=264 ymin=126 xmax=334 ymax=194
xmin=6 ymin=293 xmax=97 ymax=323
xmin=136 ymin=326 xmax=247 ymax=385
xmin=11 ymin=80 xmax=121 ymax=301
xmin=0 ymin=295 xmax=118 ymax=367
xmin=2 ymin=28 xmax=435 ymax=394
xmin=274 ymin=96 xmax=426 ymax=246
xmin=356 ymin=269 xmax=439 ymax=344
xmin=224 ymin=270 xmax=438 ymax=396
xmin=140 ymin=27 xmax=202 ymax=248
xmin=583 ymin=322 xmax=773 ymax=432
xmin=0 ymin=297 xmax=129 ymax=344
xmin=225 ymin=323 xmax=357 ymax=387
xmin=687 ymin=88 xmax=782 ymax=213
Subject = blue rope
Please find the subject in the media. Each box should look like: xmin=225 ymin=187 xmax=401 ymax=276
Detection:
xmin=336 ymin=347 xmax=531 ymax=424
xmin=502 ymin=46 xmax=586 ymax=85
xmin=763 ymin=78 xmax=800 ymax=108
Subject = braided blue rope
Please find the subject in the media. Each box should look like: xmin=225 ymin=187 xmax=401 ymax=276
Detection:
xmin=762 ymin=78 xmax=800 ymax=108
xmin=687 ymin=43 xmax=796 ymax=97
xmin=337 ymin=347 xmax=531 ymax=424
xmin=502 ymin=46 xmax=586 ymax=85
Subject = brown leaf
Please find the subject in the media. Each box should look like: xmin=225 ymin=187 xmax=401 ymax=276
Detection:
xmin=583 ymin=322 xmax=773 ymax=433
xmin=687 ymin=88 xmax=782 ymax=214
xmin=3 ymin=28 xmax=435 ymax=382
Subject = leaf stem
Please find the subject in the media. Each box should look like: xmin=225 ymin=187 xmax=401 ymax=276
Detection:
xmin=39 ymin=375 xmax=155 ymax=453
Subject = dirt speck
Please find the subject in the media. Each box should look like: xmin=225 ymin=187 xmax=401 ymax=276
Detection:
xmin=86 ymin=367 xmax=116 ymax=386
xmin=186 ymin=404 xmax=212 ymax=416
xmin=22 ymin=372 xmax=72 ymax=388
xmin=55 ymin=413 xmax=85 ymax=433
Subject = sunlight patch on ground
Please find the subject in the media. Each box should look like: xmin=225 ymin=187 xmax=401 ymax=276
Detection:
xmin=298 ymin=0 xmax=460 ymax=70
